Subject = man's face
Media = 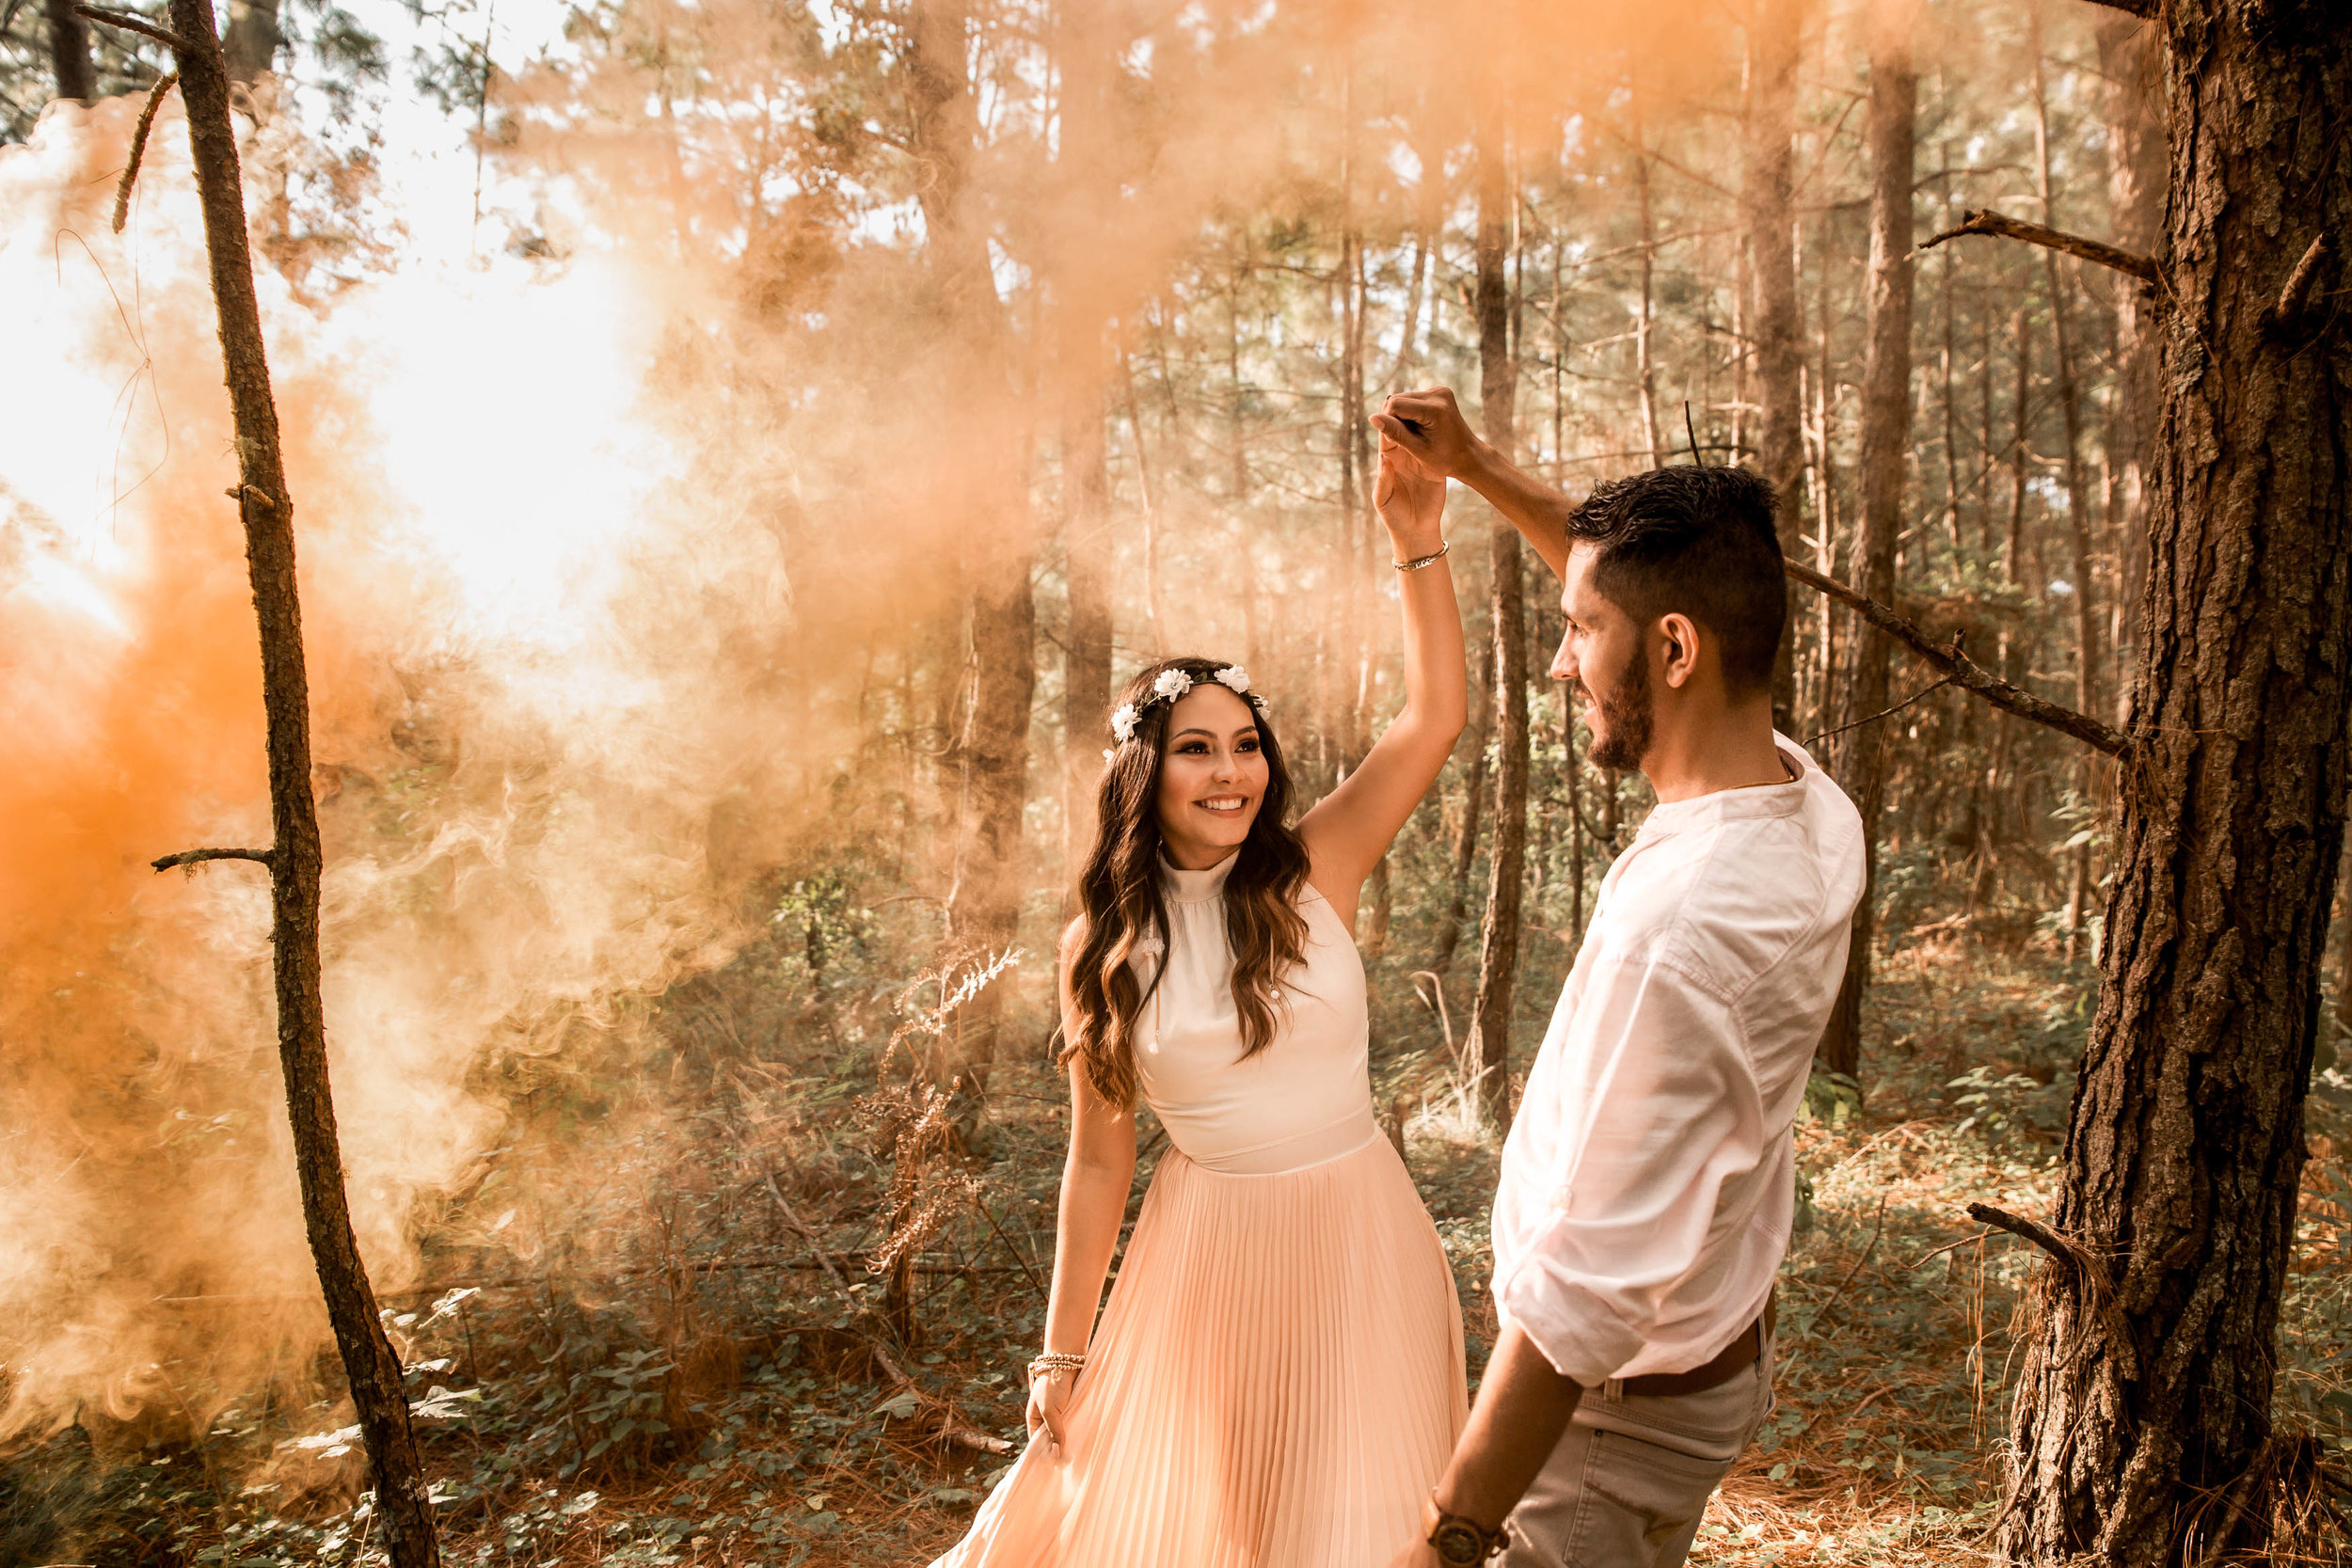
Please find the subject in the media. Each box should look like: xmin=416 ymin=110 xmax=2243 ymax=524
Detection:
xmin=1553 ymin=545 xmax=1655 ymax=773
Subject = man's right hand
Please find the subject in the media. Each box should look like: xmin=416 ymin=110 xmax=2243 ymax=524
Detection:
xmin=1372 ymin=388 xmax=1487 ymax=483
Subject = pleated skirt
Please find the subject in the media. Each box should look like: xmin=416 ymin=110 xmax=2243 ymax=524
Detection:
xmin=930 ymin=1133 xmax=1468 ymax=1568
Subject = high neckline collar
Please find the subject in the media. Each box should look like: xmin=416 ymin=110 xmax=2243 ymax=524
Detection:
xmin=1160 ymin=848 xmax=1240 ymax=904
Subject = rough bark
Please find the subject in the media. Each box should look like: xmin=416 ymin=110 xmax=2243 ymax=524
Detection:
xmin=1468 ymin=85 xmax=1527 ymax=1132
xmin=1744 ymin=0 xmax=1806 ymax=730
xmin=46 ymin=0 xmax=95 ymax=100
xmin=909 ymin=0 xmax=1036 ymax=1120
xmin=2000 ymin=2 xmax=2352 ymax=1559
xmin=152 ymin=0 xmax=437 ymax=1560
xmin=1817 ymin=0 xmax=1915 ymax=1084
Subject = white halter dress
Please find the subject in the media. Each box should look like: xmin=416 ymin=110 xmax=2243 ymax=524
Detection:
xmin=930 ymin=852 xmax=1467 ymax=1567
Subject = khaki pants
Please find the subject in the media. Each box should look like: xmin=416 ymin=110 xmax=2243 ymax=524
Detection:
xmin=1501 ymin=1327 xmax=1775 ymax=1568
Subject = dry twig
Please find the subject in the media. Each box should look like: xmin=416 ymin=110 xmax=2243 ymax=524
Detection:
xmin=1784 ymin=556 xmax=2129 ymax=756
xmin=1915 ymin=207 xmax=2161 ymax=289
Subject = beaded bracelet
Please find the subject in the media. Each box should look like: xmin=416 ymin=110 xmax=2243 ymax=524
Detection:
xmin=1393 ymin=540 xmax=1451 ymax=572
xmin=1027 ymin=1352 xmax=1087 ymax=1382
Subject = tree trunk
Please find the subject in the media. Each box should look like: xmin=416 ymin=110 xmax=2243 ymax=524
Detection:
xmin=2029 ymin=2 xmax=2103 ymax=958
xmin=1466 ymin=85 xmax=1528 ymax=1132
xmin=2001 ymin=3 xmax=2352 ymax=1559
xmin=1055 ymin=0 xmax=1115 ymax=877
xmin=221 ymin=0 xmax=279 ymax=87
xmin=909 ymin=0 xmax=1036 ymax=1125
xmin=1816 ymin=0 xmax=1915 ymax=1085
xmin=46 ymin=0 xmax=94 ymax=101
xmin=2096 ymin=11 xmax=2165 ymax=702
xmin=159 ymin=1 xmax=437 ymax=1561
xmin=1434 ymin=633 xmax=1494 ymax=976
xmin=1745 ymin=0 xmax=1806 ymax=730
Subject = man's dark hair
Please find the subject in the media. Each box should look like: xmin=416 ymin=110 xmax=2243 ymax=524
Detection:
xmin=1565 ymin=466 xmax=1786 ymax=696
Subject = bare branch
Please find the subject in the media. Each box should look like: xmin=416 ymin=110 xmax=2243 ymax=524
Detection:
xmin=152 ymin=847 xmax=275 ymax=872
xmin=1965 ymin=1202 xmax=2079 ymax=1277
xmin=113 ymin=72 xmax=178 ymax=234
xmin=1915 ymin=207 xmax=2161 ymax=289
xmin=2272 ymin=233 xmax=2329 ymax=328
xmin=73 ymin=4 xmax=191 ymax=52
xmin=1783 ymin=557 xmax=2131 ymax=756
xmin=2081 ymin=0 xmax=2153 ymax=14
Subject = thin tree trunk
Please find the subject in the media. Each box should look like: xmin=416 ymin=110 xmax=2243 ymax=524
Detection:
xmin=1745 ymin=0 xmax=1806 ymax=729
xmin=1469 ymin=87 xmax=1528 ymax=1132
xmin=2029 ymin=3 xmax=2103 ymax=958
xmin=221 ymin=0 xmax=278 ymax=86
xmin=46 ymin=0 xmax=94 ymax=101
xmin=151 ymin=1 xmax=437 ymax=1560
xmin=1630 ymin=103 xmax=1666 ymax=468
xmin=2001 ymin=3 xmax=2352 ymax=1558
xmin=1817 ymin=0 xmax=1916 ymax=1085
xmin=1434 ymin=634 xmax=1495 ymax=977
xmin=2096 ymin=11 xmax=2165 ymax=706
xmin=910 ymin=0 xmax=1036 ymax=1128
xmin=1055 ymin=1 xmax=1114 ymax=877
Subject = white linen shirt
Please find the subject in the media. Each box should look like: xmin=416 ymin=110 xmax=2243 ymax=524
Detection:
xmin=1490 ymin=733 xmax=1865 ymax=1386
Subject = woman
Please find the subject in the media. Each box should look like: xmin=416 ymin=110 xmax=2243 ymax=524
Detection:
xmin=931 ymin=433 xmax=1468 ymax=1567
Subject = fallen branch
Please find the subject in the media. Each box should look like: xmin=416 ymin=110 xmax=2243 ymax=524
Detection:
xmin=759 ymin=1167 xmax=1012 ymax=1456
xmin=1783 ymin=556 xmax=2130 ymax=756
xmin=1805 ymin=1192 xmax=1889 ymax=1337
xmin=152 ymin=846 xmax=274 ymax=871
xmin=113 ymin=71 xmax=178 ymax=233
xmin=154 ymin=1251 xmax=1032 ymax=1302
xmin=1915 ymin=208 xmax=2161 ymax=290
xmin=72 ymin=3 xmax=190 ymax=51
xmin=1965 ymin=1201 xmax=2079 ymax=1278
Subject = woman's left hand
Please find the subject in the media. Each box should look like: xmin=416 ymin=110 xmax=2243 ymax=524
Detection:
xmin=1375 ymin=432 xmax=1447 ymax=559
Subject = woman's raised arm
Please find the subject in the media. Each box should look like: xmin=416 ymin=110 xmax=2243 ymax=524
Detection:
xmin=1298 ymin=435 xmax=1469 ymax=929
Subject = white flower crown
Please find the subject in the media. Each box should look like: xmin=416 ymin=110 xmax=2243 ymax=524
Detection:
xmin=1106 ymin=664 xmax=1267 ymax=751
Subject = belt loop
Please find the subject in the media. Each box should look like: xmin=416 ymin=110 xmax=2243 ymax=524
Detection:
xmin=1603 ymin=1376 xmax=1625 ymax=1403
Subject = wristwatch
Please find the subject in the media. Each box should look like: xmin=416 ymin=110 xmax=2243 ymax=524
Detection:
xmin=1422 ymin=1492 xmax=1509 ymax=1564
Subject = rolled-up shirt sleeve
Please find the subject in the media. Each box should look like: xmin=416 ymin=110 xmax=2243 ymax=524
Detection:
xmin=1493 ymin=952 xmax=1767 ymax=1387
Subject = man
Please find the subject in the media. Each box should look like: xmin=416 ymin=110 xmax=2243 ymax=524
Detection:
xmin=1372 ymin=388 xmax=1866 ymax=1568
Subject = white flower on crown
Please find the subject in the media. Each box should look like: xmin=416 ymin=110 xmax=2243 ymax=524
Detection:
xmin=1152 ymin=668 xmax=1195 ymax=703
xmin=1213 ymin=665 xmax=1251 ymax=696
xmin=1110 ymin=704 xmax=1140 ymax=743
xmin=1102 ymin=748 xmax=1117 ymax=763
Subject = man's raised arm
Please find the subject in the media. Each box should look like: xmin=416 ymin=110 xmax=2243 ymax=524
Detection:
xmin=1371 ymin=388 xmax=1577 ymax=578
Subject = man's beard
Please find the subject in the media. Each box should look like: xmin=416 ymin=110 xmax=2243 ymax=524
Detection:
xmin=1583 ymin=654 xmax=1654 ymax=772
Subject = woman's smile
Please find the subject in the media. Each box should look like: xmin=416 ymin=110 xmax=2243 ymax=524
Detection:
xmin=1196 ymin=794 xmax=1250 ymax=816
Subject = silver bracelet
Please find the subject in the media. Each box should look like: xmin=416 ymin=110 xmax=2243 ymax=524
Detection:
xmin=1393 ymin=540 xmax=1450 ymax=572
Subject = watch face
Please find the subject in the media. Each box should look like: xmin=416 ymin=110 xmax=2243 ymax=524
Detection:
xmin=1431 ymin=1520 xmax=1487 ymax=1565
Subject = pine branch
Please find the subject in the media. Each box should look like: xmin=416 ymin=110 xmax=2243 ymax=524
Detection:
xmin=152 ymin=847 xmax=274 ymax=871
xmin=113 ymin=71 xmax=177 ymax=233
xmin=1966 ymin=1202 xmax=2080 ymax=1278
xmin=1915 ymin=207 xmax=2161 ymax=289
xmin=1782 ymin=556 xmax=2130 ymax=756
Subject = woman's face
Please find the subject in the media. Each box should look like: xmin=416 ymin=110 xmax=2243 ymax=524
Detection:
xmin=1153 ymin=684 xmax=1269 ymax=869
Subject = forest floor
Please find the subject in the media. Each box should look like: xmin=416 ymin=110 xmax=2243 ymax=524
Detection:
xmin=8 ymin=927 xmax=2351 ymax=1567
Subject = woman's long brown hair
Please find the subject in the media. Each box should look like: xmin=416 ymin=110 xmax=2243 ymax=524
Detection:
xmin=1061 ymin=657 xmax=1311 ymax=1108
